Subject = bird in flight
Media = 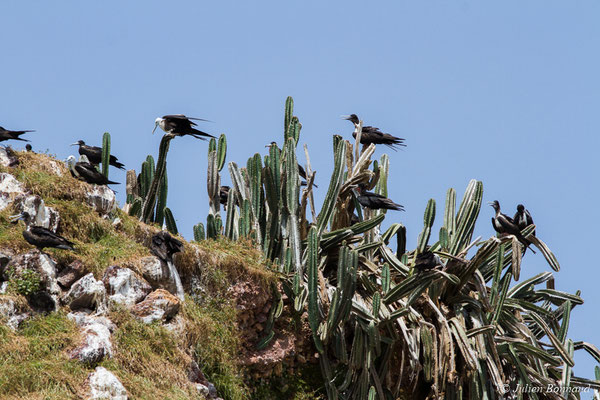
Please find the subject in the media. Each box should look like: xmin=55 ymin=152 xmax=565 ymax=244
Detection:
xmin=10 ymin=212 xmax=74 ymax=251
xmin=489 ymin=200 xmax=534 ymax=253
xmin=70 ymin=140 xmax=125 ymax=170
xmin=153 ymin=115 xmax=215 ymax=140
xmin=0 ymin=126 xmax=34 ymax=143
xmin=353 ymin=184 xmax=404 ymax=211
xmin=343 ymin=114 xmax=405 ymax=150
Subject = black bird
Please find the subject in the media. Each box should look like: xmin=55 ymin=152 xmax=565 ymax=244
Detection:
xmin=343 ymin=114 xmax=405 ymax=150
xmin=68 ymin=158 xmax=119 ymax=185
xmin=414 ymin=250 xmax=443 ymax=272
xmin=153 ymin=115 xmax=215 ymax=140
xmin=219 ymin=185 xmax=230 ymax=207
xmin=513 ymin=204 xmax=535 ymax=235
xmin=353 ymin=184 xmax=404 ymax=211
xmin=151 ymin=231 xmax=184 ymax=262
xmin=489 ymin=200 xmax=533 ymax=252
xmin=0 ymin=126 xmax=34 ymax=143
xmin=25 ymin=144 xmax=32 ymax=152
xmin=10 ymin=212 xmax=74 ymax=251
xmin=70 ymin=140 xmax=125 ymax=169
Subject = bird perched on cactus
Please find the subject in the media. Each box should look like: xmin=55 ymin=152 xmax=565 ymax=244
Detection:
xmin=414 ymin=250 xmax=443 ymax=273
xmin=489 ymin=200 xmax=534 ymax=253
xmin=153 ymin=115 xmax=215 ymax=140
xmin=70 ymin=140 xmax=125 ymax=169
xmin=513 ymin=204 xmax=535 ymax=236
xmin=66 ymin=156 xmax=119 ymax=186
xmin=352 ymin=184 xmax=404 ymax=211
xmin=343 ymin=114 xmax=405 ymax=150
xmin=0 ymin=126 xmax=34 ymax=142
xmin=10 ymin=212 xmax=74 ymax=251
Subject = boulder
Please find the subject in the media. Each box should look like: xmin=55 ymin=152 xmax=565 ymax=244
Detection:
xmin=63 ymin=273 xmax=106 ymax=312
xmin=68 ymin=310 xmax=116 ymax=332
xmin=102 ymin=265 xmax=151 ymax=307
xmin=86 ymin=185 xmax=116 ymax=216
xmin=0 ymin=173 xmax=26 ymax=212
xmin=13 ymin=194 xmax=60 ymax=231
xmin=131 ymin=289 xmax=180 ymax=324
xmin=70 ymin=321 xmax=113 ymax=364
xmin=86 ymin=366 xmax=127 ymax=400
xmin=0 ymin=147 xmax=18 ymax=168
xmin=57 ymin=260 xmax=86 ymax=289
xmin=7 ymin=250 xmax=61 ymax=310
xmin=0 ymin=296 xmax=30 ymax=330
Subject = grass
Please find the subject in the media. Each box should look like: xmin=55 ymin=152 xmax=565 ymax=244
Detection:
xmin=0 ymin=151 xmax=324 ymax=400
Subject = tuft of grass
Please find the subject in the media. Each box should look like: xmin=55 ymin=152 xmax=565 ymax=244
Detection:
xmin=0 ymin=311 xmax=87 ymax=399
xmin=104 ymin=310 xmax=199 ymax=399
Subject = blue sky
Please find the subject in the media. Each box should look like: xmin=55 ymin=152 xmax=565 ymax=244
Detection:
xmin=2 ymin=1 xmax=599 ymax=384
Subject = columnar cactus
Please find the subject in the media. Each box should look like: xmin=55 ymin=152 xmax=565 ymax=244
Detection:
xmin=101 ymin=132 xmax=111 ymax=178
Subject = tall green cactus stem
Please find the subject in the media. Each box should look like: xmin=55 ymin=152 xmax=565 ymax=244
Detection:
xmin=284 ymin=138 xmax=302 ymax=274
xmin=125 ymin=170 xmax=138 ymax=204
xmin=207 ymin=148 xmax=220 ymax=216
xmin=247 ymin=153 xmax=264 ymax=244
xmin=217 ymin=134 xmax=227 ymax=171
xmin=141 ymin=135 xmax=173 ymax=223
xmin=284 ymin=96 xmax=294 ymax=141
xmin=193 ymin=223 xmax=205 ymax=241
xmin=140 ymin=155 xmax=155 ymax=201
xmin=164 ymin=207 xmax=178 ymax=235
xmin=316 ymin=136 xmax=347 ymax=235
xmin=154 ymin=171 xmax=168 ymax=226
xmin=224 ymin=188 xmax=237 ymax=240
xmin=417 ymin=199 xmax=436 ymax=253
xmin=307 ymin=226 xmax=324 ymax=352
xmin=101 ymin=132 xmax=111 ymax=178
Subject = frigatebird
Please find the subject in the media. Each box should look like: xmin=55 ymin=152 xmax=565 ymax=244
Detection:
xmin=414 ymin=250 xmax=443 ymax=272
xmin=10 ymin=212 xmax=74 ymax=251
xmin=343 ymin=114 xmax=405 ymax=150
xmin=70 ymin=140 xmax=125 ymax=169
xmin=219 ymin=185 xmax=230 ymax=206
xmin=513 ymin=204 xmax=535 ymax=235
xmin=67 ymin=157 xmax=119 ymax=185
xmin=489 ymin=200 xmax=533 ymax=252
xmin=353 ymin=184 xmax=404 ymax=211
xmin=153 ymin=115 xmax=215 ymax=140
xmin=151 ymin=231 xmax=183 ymax=262
xmin=25 ymin=144 xmax=32 ymax=152
xmin=0 ymin=126 xmax=34 ymax=143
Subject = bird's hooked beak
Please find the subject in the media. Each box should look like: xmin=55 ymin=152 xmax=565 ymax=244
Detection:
xmin=152 ymin=118 xmax=162 ymax=135
xmin=70 ymin=142 xmax=79 ymax=146
xmin=9 ymin=213 xmax=25 ymax=224
xmin=341 ymin=115 xmax=353 ymax=120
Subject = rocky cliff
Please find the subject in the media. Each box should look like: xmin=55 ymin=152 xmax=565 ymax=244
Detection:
xmin=0 ymin=149 xmax=321 ymax=400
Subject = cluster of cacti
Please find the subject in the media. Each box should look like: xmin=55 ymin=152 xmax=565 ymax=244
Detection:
xmin=125 ymin=134 xmax=177 ymax=234
xmin=207 ymin=97 xmax=600 ymax=398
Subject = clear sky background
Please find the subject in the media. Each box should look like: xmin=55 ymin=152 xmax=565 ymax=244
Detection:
xmin=2 ymin=0 xmax=599 ymax=386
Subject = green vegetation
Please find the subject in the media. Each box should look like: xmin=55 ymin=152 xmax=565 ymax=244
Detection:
xmin=5 ymin=266 xmax=41 ymax=296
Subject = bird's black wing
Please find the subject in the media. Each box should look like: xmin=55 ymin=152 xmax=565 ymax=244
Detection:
xmin=30 ymin=226 xmax=74 ymax=249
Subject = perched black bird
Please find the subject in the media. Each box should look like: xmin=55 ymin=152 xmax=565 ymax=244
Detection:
xmin=353 ymin=184 xmax=404 ymax=211
xmin=414 ymin=251 xmax=443 ymax=272
xmin=10 ymin=212 xmax=74 ymax=251
xmin=0 ymin=126 xmax=34 ymax=143
xmin=151 ymin=231 xmax=184 ymax=262
xmin=25 ymin=144 xmax=32 ymax=152
xmin=70 ymin=140 xmax=125 ymax=169
xmin=513 ymin=204 xmax=535 ymax=235
xmin=489 ymin=200 xmax=533 ymax=252
xmin=219 ymin=185 xmax=230 ymax=207
xmin=153 ymin=115 xmax=215 ymax=140
xmin=68 ymin=158 xmax=119 ymax=185
xmin=343 ymin=114 xmax=405 ymax=150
